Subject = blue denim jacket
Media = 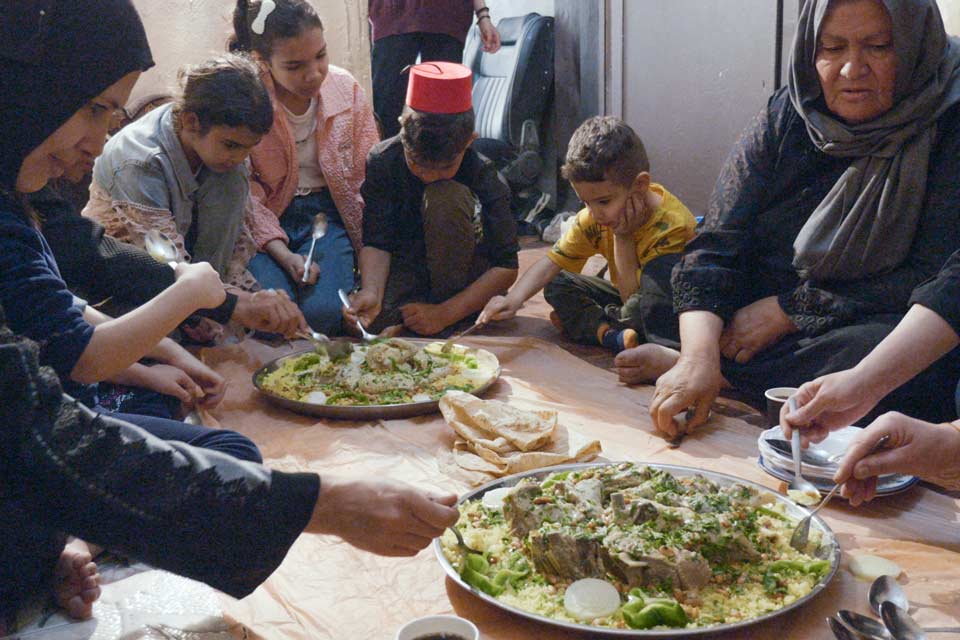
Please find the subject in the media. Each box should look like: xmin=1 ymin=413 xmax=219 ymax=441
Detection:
xmin=91 ymin=104 xmax=248 ymax=277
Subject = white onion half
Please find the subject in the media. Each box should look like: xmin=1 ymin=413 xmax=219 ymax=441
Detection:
xmin=849 ymin=554 xmax=902 ymax=581
xmin=304 ymin=390 xmax=327 ymax=405
xmin=563 ymin=578 xmax=621 ymax=620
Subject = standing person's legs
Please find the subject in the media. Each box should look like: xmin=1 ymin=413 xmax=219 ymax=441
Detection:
xmin=421 ymin=180 xmax=478 ymax=301
xmin=543 ymin=271 xmax=622 ymax=345
xmin=419 ymin=33 xmax=466 ymax=65
xmin=106 ymin=410 xmax=262 ymax=463
xmin=371 ymin=33 xmax=423 ymax=139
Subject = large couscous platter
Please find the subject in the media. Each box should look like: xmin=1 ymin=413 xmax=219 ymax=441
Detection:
xmin=435 ymin=461 xmax=839 ymax=637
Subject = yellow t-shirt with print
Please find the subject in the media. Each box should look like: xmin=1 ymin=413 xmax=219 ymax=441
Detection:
xmin=547 ymin=183 xmax=696 ymax=288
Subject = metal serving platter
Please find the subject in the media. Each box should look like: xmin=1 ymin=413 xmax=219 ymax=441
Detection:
xmin=252 ymin=339 xmax=500 ymax=420
xmin=433 ymin=461 xmax=841 ymax=638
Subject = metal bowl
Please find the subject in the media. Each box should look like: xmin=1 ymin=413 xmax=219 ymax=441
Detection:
xmin=252 ymin=340 xmax=501 ymax=420
xmin=434 ymin=461 xmax=841 ymax=637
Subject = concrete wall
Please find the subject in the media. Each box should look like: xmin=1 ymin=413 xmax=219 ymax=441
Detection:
xmin=130 ymin=0 xmax=556 ymax=109
xmin=130 ymin=0 xmax=372 ymax=106
xmin=942 ymin=0 xmax=960 ymax=34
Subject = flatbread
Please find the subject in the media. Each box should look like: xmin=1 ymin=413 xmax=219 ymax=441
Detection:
xmin=440 ymin=390 xmax=556 ymax=451
xmin=452 ymin=423 xmax=602 ymax=476
xmin=439 ymin=390 xmax=602 ymax=481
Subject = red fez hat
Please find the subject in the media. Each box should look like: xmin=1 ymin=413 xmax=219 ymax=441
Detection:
xmin=405 ymin=61 xmax=473 ymax=114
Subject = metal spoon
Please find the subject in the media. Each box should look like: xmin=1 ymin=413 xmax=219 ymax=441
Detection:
xmin=441 ymin=321 xmax=481 ymax=353
xmin=870 ymin=575 xmax=911 ymax=616
xmin=829 ymin=616 xmax=862 ymax=640
xmin=839 ymin=609 xmax=960 ymax=640
xmin=337 ymin=288 xmax=377 ymax=341
xmin=788 ymin=397 xmax=821 ymax=497
xmin=144 ymin=229 xmax=180 ymax=269
xmin=790 ymin=434 xmax=891 ymax=552
xmin=295 ymin=329 xmax=353 ymax=359
xmin=839 ymin=610 xmax=896 ymax=639
xmin=449 ymin=525 xmax=481 ymax=555
xmin=767 ymin=438 xmax=842 ymax=467
xmin=301 ymin=213 xmax=328 ymax=284
xmin=882 ymin=602 xmax=928 ymax=640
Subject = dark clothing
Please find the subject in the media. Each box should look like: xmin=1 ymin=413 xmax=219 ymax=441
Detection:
xmin=367 ymin=0 xmax=473 ymax=138
xmin=667 ymin=88 xmax=960 ymax=421
xmin=673 ymin=88 xmax=960 ymax=332
xmin=0 ymin=0 xmax=153 ymax=188
xmin=370 ymin=32 xmax=464 ymax=138
xmin=34 ymin=185 xmax=238 ymax=323
xmin=0 ymin=207 xmax=95 ymax=395
xmin=361 ymin=138 xmax=518 ymax=332
xmin=362 ymin=136 xmax=518 ymax=270
xmin=0 ymin=322 xmax=317 ymax=625
xmin=368 ymin=0 xmax=473 ymax=43
xmin=0 ymin=200 xmax=261 ymax=460
xmin=544 ymin=271 xmax=643 ymax=345
xmin=911 ymin=248 xmax=960 ymax=337
xmin=367 ymin=180 xmax=491 ymax=331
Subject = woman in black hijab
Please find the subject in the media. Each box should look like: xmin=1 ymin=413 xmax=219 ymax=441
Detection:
xmin=0 ymin=0 xmax=458 ymax=630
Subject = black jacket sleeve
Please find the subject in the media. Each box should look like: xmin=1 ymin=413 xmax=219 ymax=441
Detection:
xmin=0 ymin=320 xmax=318 ymax=600
xmin=910 ymin=248 xmax=960 ymax=338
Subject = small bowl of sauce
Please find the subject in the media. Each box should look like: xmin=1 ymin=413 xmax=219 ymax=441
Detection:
xmin=395 ymin=615 xmax=479 ymax=640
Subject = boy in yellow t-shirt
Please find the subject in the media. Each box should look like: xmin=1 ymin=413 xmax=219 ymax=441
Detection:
xmin=479 ymin=116 xmax=696 ymax=353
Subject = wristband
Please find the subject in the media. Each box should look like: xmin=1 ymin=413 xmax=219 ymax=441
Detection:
xmin=475 ymin=6 xmax=490 ymax=17
xmin=477 ymin=14 xmax=491 ymax=24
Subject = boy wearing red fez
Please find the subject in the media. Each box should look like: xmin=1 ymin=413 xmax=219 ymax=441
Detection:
xmin=345 ymin=62 xmax=519 ymax=336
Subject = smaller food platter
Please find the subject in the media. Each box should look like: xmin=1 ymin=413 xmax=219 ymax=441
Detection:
xmin=253 ymin=338 xmax=500 ymax=420
xmin=757 ymin=426 xmax=918 ymax=496
xmin=434 ymin=462 xmax=840 ymax=637
xmin=757 ymin=456 xmax=918 ymax=496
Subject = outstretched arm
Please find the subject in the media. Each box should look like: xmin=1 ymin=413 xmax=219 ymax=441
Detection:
xmin=782 ymin=303 xmax=960 ymax=442
xmin=479 ymin=257 xmax=561 ymax=324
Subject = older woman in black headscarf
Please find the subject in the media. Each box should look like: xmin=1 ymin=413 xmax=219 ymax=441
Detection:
xmin=616 ymin=0 xmax=960 ymax=437
xmin=0 ymin=1 xmax=457 ymax=630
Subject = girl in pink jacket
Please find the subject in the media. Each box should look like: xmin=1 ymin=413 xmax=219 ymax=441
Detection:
xmin=230 ymin=0 xmax=379 ymax=334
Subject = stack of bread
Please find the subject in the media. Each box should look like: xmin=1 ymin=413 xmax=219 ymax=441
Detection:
xmin=439 ymin=390 xmax=601 ymax=483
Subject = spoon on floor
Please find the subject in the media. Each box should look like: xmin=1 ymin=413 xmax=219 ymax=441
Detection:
xmin=838 ymin=609 xmax=960 ymax=640
xmin=828 ymin=616 xmax=861 ymax=640
xmin=301 ymin=213 xmax=327 ymax=284
xmin=870 ymin=575 xmax=910 ymax=616
xmin=337 ymin=288 xmax=377 ymax=341
xmin=144 ymin=229 xmax=180 ymax=269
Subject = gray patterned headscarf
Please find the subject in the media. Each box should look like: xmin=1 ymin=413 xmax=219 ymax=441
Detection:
xmin=789 ymin=0 xmax=960 ymax=281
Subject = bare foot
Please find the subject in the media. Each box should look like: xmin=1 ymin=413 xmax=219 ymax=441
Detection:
xmin=614 ymin=344 xmax=680 ymax=384
xmin=53 ymin=538 xmax=101 ymax=620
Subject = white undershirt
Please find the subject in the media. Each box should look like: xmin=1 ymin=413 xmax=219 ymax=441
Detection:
xmin=282 ymin=98 xmax=326 ymax=193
